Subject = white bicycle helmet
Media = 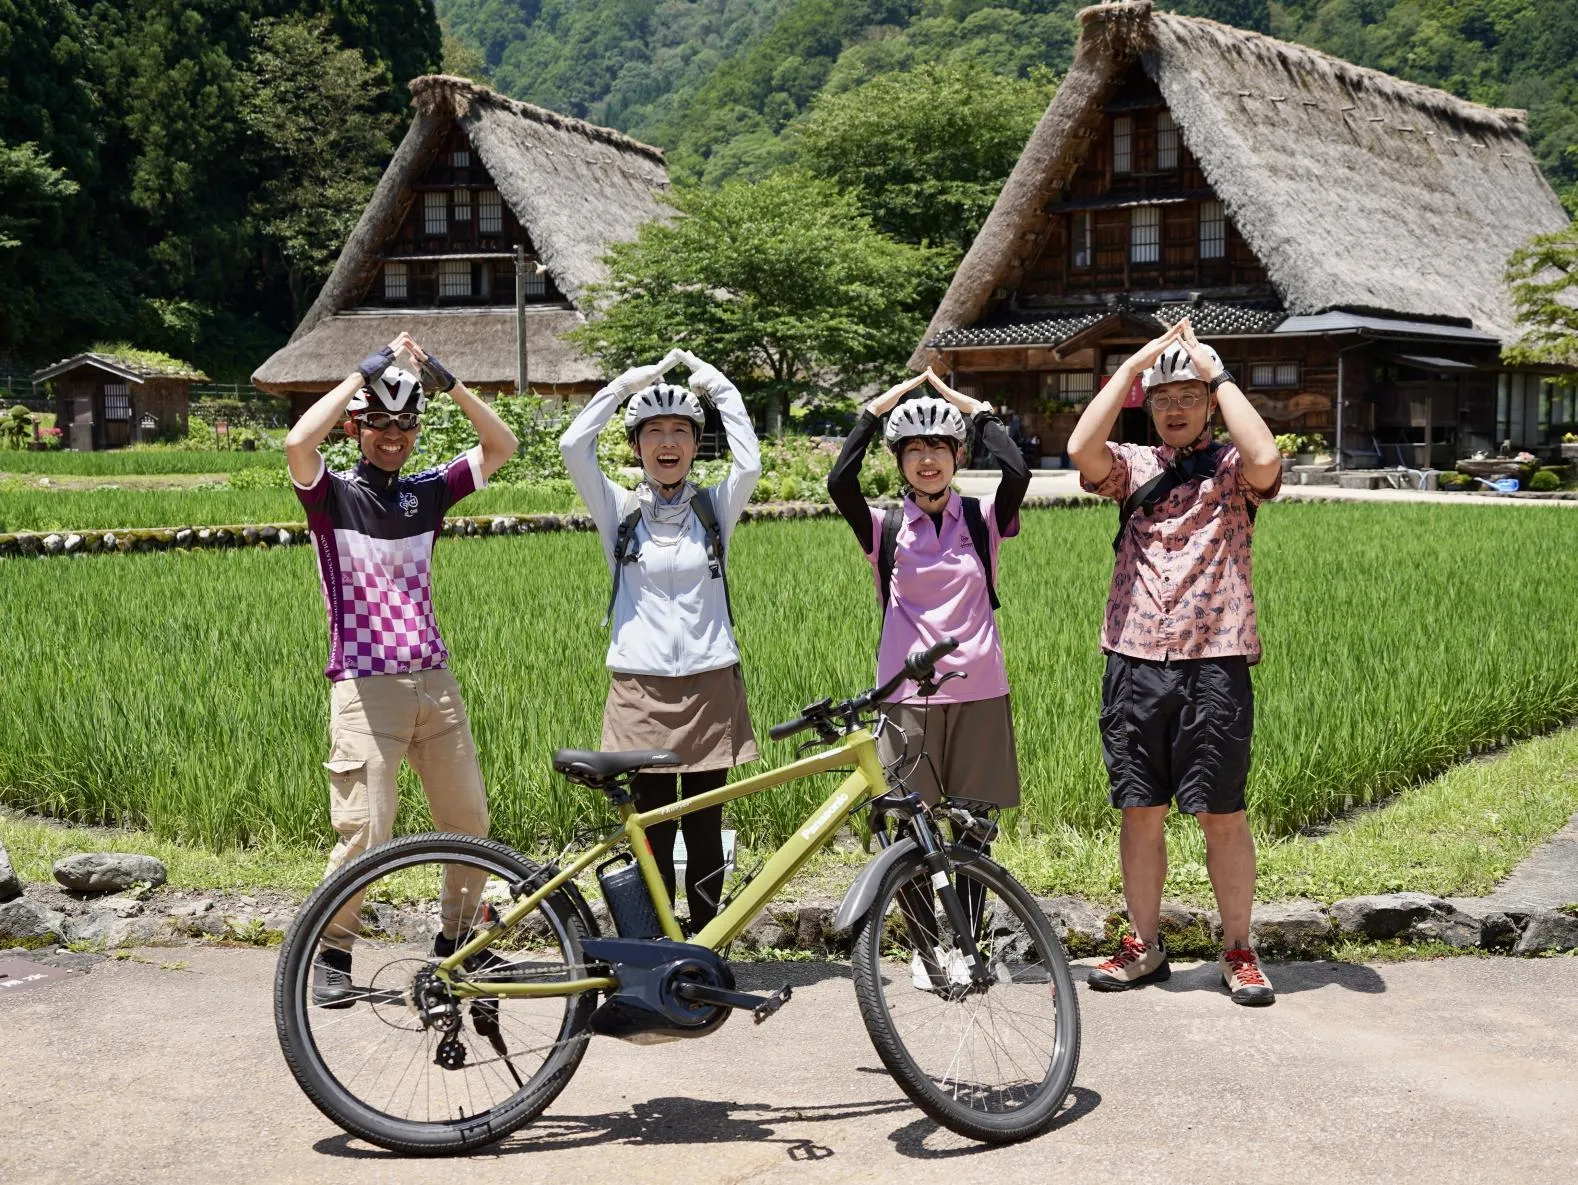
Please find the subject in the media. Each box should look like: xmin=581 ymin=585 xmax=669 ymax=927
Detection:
xmin=348 ymin=365 xmax=426 ymax=415
xmin=623 ymin=383 xmax=705 ymax=435
xmin=1141 ymin=342 xmax=1224 ymax=392
xmin=883 ymin=395 xmax=968 ymax=448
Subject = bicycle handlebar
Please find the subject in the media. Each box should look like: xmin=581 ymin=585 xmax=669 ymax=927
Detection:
xmin=767 ymin=637 xmax=960 ymax=743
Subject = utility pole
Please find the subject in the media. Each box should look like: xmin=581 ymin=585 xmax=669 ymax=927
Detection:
xmin=515 ymin=243 xmax=529 ymax=395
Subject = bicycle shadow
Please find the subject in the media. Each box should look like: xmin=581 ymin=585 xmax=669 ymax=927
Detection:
xmin=729 ymin=959 xmax=852 ymax=990
xmin=885 ymin=1086 xmax=1103 ymax=1159
xmin=314 ymin=1094 xmax=911 ymax=1161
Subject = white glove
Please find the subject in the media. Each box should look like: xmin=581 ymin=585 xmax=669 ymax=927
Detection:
xmin=609 ymin=349 xmax=684 ymax=399
xmin=676 ymin=349 xmax=726 ymax=396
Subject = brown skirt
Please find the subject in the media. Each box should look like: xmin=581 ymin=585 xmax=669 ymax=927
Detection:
xmin=601 ymin=664 xmax=758 ymax=773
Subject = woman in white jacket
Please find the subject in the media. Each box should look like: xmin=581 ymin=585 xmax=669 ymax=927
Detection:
xmin=559 ymin=348 xmax=761 ymax=930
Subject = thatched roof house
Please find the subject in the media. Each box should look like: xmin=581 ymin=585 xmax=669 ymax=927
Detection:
xmin=916 ymin=1 xmax=1573 ymax=469
xmin=35 ymin=349 xmax=208 ymax=451
xmin=253 ymin=74 xmax=670 ymax=414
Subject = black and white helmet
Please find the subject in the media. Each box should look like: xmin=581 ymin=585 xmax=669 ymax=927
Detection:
xmin=883 ymin=396 xmax=968 ymax=448
xmin=348 ymin=365 xmax=426 ymax=415
xmin=1141 ymin=342 xmax=1224 ymax=392
xmin=623 ymin=383 xmax=705 ymax=434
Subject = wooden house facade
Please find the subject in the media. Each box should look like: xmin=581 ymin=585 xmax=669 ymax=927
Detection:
xmin=34 ymin=352 xmax=207 ymax=451
xmin=253 ymin=75 xmax=671 ymax=419
xmin=913 ymin=2 xmax=1573 ymax=469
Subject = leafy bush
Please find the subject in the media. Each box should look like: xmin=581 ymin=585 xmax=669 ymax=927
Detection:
xmin=1530 ymin=469 xmax=1561 ymax=491
xmin=2 ymin=405 xmax=33 ymax=449
xmin=1438 ymin=472 xmax=1473 ymax=491
xmin=227 ymin=465 xmax=291 ymax=491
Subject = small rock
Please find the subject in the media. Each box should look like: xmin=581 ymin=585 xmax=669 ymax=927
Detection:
xmin=0 ymin=838 xmax=20 ymax=902
xmin=239 ymin=895 xmax=258 ymax=907
xmin=276 ymin=527 xmax=293 ymax=546
xmin=63 ymin=534 xmax=83 ymax=554
xmin=258 ymin=526 xmax=279 ymax=543
xmin=197 ymin=528 xmax=214 ymax=543
xmin=242 ymin=526 xmax=259 ymax=544
xmin=16 ymin=533 xmax=39 ymax=554
xmin=1479 ymin=912 xmax=1520 ymax=949
xmin=176 ymin=912 xmax=229 ymax=938
xmin=1250 ymin=900 xmax=1333 ymax=954
xmin=1513 ymin=909 xmax=1578 ymax=954
xmin=743 ymin=919 xmax=790 ymax=951
xmin=67 ymin=913 xmax=170 ymax=948
xmin=31 ymin=949 xmax=105 ymax=971
xmin=1330 ymin=892 xmax=1444 ymax=939
xmin=175 ymin=528 xmax=194 ymax=546
xmin=490 ymin=517 xmax=515 ymax=534
xmin=53 ymin=852 xmax=169 ymax=895
xmin=168 ymin=899 xmax=214 ymax=918
xmin=794 ymin=903 xmax=834 ymax=950
xmin=1037 ymin=895 xmax=1108 ymax=953
xmin=1407 ymin=903 xmax=1484 ymax=949
xmin=0 ymin=899 xmax=68 ymax=943
xmin=42 ymin=533 xmax=63 ymax=554
xmin=100 ymin=897 xmax=145 ymax=919
xmin=102 ymin=532 xmax=116 ymax=549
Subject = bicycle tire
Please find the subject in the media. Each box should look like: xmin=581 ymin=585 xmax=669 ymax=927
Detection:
xmin=851 ymin=848 xmax=1081 ymax=1143
xmin=274 ymin=832 xmax=597 ymax=1154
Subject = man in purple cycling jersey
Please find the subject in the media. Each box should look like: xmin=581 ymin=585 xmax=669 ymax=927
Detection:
xmin=284 ymin=331 xmax=517 ymax=1007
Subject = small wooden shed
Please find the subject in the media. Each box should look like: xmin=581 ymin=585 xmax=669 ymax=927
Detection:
xmin=34 ymin=351 xmax=209 ymax=451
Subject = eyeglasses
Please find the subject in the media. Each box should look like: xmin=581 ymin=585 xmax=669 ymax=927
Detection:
xmin=1147 ymin=391 xmax=1206 ymax=412
xmin=357 ymin=411 xmax=421 ymax=432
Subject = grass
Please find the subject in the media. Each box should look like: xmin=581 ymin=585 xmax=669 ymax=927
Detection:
xmin=2 ymin=502 xmax=1577 ymax=858
xmin=0 ymin=480 xmax=581 ymax=532
xmin=0 ymin=449 xmax=281 ymax=476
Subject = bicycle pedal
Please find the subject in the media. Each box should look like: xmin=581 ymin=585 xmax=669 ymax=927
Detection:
xmin=752 ymin=984 xmax=792 ymax=1025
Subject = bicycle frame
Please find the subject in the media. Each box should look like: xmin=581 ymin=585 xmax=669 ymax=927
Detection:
xmin=438 ymin=728 xmax=891 ymax=1000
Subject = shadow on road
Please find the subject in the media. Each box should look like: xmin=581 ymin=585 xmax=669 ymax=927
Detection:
xmin=885 ymin=1085 xmax=1103 ymax=1159
xmin=313 ymin=1095 xmax=912 ymax=1162
xmin=1134 ymin=960 xmax=1387 ymax=997
xmin=730 ymin=960 xmax=853 ymax=990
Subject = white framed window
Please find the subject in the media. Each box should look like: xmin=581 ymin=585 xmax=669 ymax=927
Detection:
xmin=1200 ymin=199 xmax=1226 ymax=259
xmin=439 ymin=259 xmax=471 ymax=298
xmin=1058 ymin=372 xmax=1094 ymax=400
xmin=383 ymin=261 xmax=408 ymax=300
xmin=104 ymin=385 xmax=132 ymax=420
xmin=1156 ymin=110 xmax=1179 ymax=169
xmin=423 ymin=191 xmax=447 ymax=235
xmin=1113 ymin=116 xmax=1132 ymax=174
xmin=1249 ymin=362 xmax=1300 ymax=388
xmin=478 ymin=189 xmax=502 ymax=234
xmin=1071 ymin=212 xmax=1091 ymax=268
xmin=1130 ymin=205 xmax=1160 ymax=264
xmin=451 ymin=150 xmax=470 ymax=168
xmin=453 ymin=188 xmax=472 ymax=222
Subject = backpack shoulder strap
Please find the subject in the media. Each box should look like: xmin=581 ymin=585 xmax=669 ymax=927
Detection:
xmin=689 ymin=487 xmax=734 ymax=627
xmin=1111 ymin=443 xmax=1233 ymax=553
xmin=959 ymin=496 xmax=1000 ymax=611
xmin=876 ymin=505 xmax=903 ymax=621
xmin=604 ymin=495 xmax=643 ymax=626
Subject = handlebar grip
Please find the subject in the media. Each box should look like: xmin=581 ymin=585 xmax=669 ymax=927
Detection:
xmin=768 ymin=716 xmax=811 ymax=742
xmin=903 ymin=636 xmax=960 ymax=682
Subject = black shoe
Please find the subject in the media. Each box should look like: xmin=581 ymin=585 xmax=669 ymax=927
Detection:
xmin=311 ymin=948 xmax=357 ymax=1009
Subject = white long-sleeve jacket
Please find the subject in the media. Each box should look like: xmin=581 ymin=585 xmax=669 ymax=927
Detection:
xmin=559 ymin=368 xmax=761 ymax=676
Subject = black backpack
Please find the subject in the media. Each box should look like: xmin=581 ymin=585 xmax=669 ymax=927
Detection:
xmin=876 ymin=496 xmax=1000 ymax=620
xmin=1111 ymin=441 xmax=1253 ymax=552
xmin=605 ymin=487 xmax=733 ymax=626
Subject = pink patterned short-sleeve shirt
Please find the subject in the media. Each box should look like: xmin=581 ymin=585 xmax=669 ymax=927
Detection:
xmin=1083 ymin=439 xmax=1278 ymax=664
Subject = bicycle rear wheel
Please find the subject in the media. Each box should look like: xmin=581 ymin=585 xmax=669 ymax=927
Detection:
xmin=851 ymin=847 xmax=1080 ymax=1143
xmin=274 ymin=832 xmax=597 ymax=1154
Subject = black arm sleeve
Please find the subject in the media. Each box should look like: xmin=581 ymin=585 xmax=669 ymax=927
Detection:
xmin=827 ymin=410 xmax=882 ymax=554
xmin=975 ymin=412 xmax=1030 ymax=533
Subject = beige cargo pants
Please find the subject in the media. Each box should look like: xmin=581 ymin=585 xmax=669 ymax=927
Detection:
xmin=319 ymin=668 xmax=490 ymax=952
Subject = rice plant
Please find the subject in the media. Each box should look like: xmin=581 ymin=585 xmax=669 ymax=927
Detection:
xmin=2 ymin=501 xmax=1575 ymax=857
xmin=0 ymin=450 xmax=281 ymax=476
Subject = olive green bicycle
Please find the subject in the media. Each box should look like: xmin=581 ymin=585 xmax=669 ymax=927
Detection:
xmin=274 ymin=639 xmax=1080 ymax=1153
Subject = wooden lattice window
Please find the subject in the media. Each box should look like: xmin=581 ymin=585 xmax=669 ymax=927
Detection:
xmin=1130 ymin=205 xmax=1160 ymax=264
xmin=451 ymin=150 xmax=470 ymax=168
xmin=1156 ymin=111 xmax=1179 ymax=170
xmin=439 ymin=259 xmax=471 ymax=297
xmin=1200 ymin=200 xmax=1226 ymax=259
xmin=104 ymin=384 xmax=132 ymax=420
xmin=1071 ymin=212 xmax=1091 ymax=268
xmin=453 ymin=189 xmax=472 ymax=222
xmin=424 ymin=191 xmax=447 ymax=235
xmin=1113 ymin=116 xmax=1133 ymax=174
xmin=383 ymin=262 xmax=408 ymax=301
xmin=478 ymin=190 xmax=502 ymax=234
xmin=1250 ymin=362 xmax=1300 ymax=389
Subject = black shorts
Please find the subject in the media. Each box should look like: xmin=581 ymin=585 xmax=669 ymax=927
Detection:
xmin=1098 ymin=652 xmax=1254 ymax=815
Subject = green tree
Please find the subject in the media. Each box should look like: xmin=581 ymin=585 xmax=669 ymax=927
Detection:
xmin=240 ymin=15 xmax=398 ymax=322
xmin=792 ymin=63 xmax=1056 ymax=252
xmin=1504 ymin=222 xmax=1578 ymax=367
xmin=570 ymin=170 xmax=951 ymax=422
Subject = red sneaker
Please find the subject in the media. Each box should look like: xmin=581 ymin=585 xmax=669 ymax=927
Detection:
xmin=1087 ymin=934 xmax=1171 ymax=992
xmin=1220 ymin=947 xmax=1275 ymax=1006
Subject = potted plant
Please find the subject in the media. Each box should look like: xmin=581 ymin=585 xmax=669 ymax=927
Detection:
xmin=1299 ymin=433 xmax=1329 ymax=467
xmin=1275 ymin=432 xmax=1300 ymax=473
xmin=1561 ymin=432 xmax=1578 ymax=462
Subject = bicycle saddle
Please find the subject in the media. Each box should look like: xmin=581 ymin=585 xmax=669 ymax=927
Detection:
xmin=551 ymin=748 xmax=681 ymax=786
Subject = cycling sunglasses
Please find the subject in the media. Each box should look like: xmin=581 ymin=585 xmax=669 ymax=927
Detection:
xmin=356 ymin=411 xmax=421 ymax=432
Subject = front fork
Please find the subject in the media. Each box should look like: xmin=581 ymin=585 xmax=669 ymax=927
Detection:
xmin=875 ymin=798 xmax=992 ymax=990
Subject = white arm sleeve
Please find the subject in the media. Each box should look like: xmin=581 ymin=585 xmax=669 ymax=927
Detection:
xmin=559 ymin=382 xmax=633 ymax=550
xmin=700 ymin=371 xmax=761 ymax=539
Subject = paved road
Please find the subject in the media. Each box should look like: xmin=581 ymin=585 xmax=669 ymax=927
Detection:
xmin=2 ymin=948 xmax=1574 ymax=1185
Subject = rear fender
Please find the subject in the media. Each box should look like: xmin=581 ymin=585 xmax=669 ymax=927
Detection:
xmin=831 ymin=838 xmax=917 ymax=933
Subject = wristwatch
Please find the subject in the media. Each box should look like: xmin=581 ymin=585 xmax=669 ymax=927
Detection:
xmin=1207 ymin=370 xmax=1235 ymax=393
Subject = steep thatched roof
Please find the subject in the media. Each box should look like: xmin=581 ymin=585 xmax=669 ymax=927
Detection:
xmin=914 ymin=0 xmax=1569 ymax=365
xmin=251 ymin=308 xmax=598 ymax=395
xmin=288 ymin=75 xmax=670 ymax=345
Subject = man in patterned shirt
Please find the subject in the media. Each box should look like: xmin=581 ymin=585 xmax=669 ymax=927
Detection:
xmin=285 ymin=331 xmax=518 ymax=1006
xmin=1069 ymin=318 xmax=1284 ymax=1006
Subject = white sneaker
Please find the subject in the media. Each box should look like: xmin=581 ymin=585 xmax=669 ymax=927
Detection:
xmin=910 ymin=948 xmax=972 ymax=992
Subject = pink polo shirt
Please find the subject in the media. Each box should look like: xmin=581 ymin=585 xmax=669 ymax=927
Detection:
xmin=868 ymin=494 xmax=1017 ymax=705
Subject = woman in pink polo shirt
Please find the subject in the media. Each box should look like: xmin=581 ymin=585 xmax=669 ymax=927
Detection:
xmin=826 ymin=368 xmax=1029 ymax=809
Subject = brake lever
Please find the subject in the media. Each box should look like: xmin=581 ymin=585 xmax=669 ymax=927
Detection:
xmin=914 ymin=670 xmax=967 ymax=698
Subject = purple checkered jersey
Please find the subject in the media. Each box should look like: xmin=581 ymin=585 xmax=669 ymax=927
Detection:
xmin=293 ymin=447 xmax=485 ymax=681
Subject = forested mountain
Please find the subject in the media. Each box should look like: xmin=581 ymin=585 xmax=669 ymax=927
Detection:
xmin=437 ymin=0 xmax=1578 ymax=198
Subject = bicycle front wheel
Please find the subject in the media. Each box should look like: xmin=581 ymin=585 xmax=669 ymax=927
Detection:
xmin=851 ymin=847 xmax=1080 ymax=1143
xmin=274 ymin=832 xmax=598 ymax=1154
